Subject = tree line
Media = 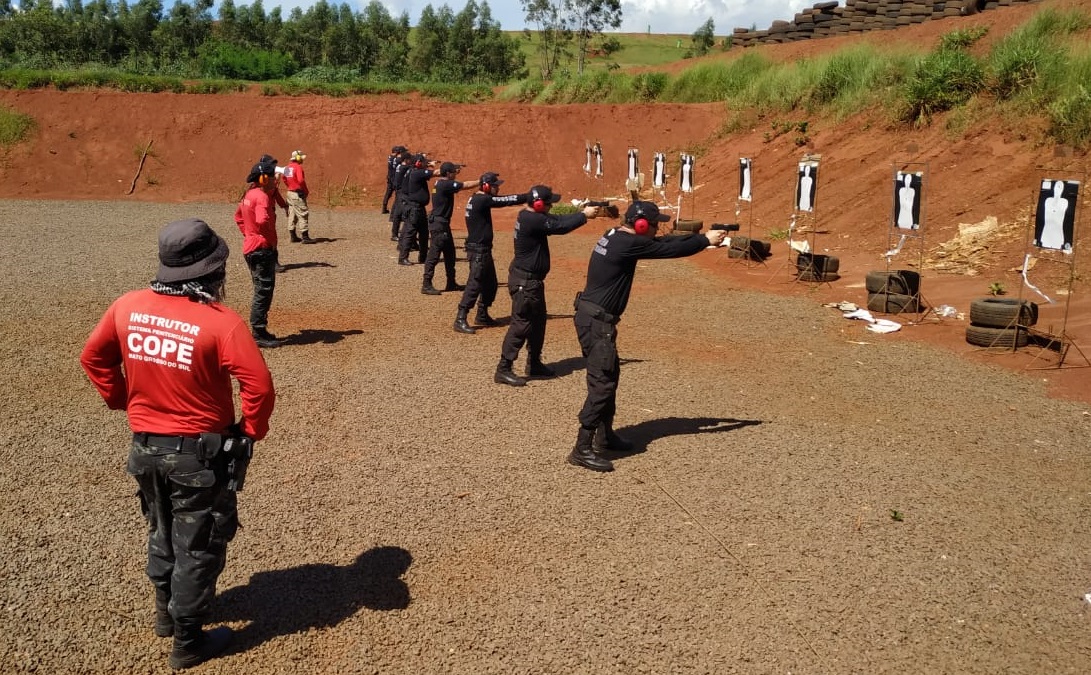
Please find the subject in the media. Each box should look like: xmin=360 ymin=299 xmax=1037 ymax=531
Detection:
xmin=0 ymin=0 xmax=526 ymax=84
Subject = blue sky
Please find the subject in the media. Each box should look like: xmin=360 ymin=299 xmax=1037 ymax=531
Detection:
xmin=270 ymin=1 xmax=816 ymax=35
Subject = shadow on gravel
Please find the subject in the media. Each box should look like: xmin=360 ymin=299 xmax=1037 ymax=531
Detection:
xmin=543 ymin=356 xmax=645 ymax=378
xmin=278 ymin=261 xmax=336 ymax=271
xmin=610 ymin=417 xmax=763 ymax=462
xmin=215 ymin=546 xmax=412 ymax=652
xmin=280 ymin=328 xmax=364 ymax=346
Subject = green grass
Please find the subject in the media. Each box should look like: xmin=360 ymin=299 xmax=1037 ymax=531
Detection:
xmin=512 ymin=31 xmax=712 ymax=76
xmin=0 ymin=105 xmax=35 ymax=146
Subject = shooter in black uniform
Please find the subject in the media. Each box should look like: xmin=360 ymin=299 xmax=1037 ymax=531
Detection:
xmin=494 ymin=185 xmax=598 ymax=387
xmin=389 ymin=150 xmax=412 ymax=243
xmin=397 ymin=154 xmax=436 ymax=266
xmin=453 ymin=172 xmax=527 ymax=334
xmin=422 ymin=162 xmax=478 ymax=295
xmin=566 ymin=201 xmax=727 ymax=472
xmin=382 ymin=144 xmax=406 ymax=215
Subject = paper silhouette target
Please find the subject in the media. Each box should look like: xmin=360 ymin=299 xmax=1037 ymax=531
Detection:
xmin=583 ymin=142 xmax=592 ymax=174
xmin=739 ymin=158 xmax=752 ymax=202
xmin=627 ymin=148 xmax=639 ymax=181
xmin=795 ymin=161 xmax=818 ymax=212
xmin=1034 ymin=179 xmax=1079 ymax=253
xmin=593 ymin=142 xmax=603 ymax=177
xmin=680 ymin=154 xmax=695 ymax=193
xmin=652 ymin=152 xmax=666 ymax=188
xmin=893 ymin=171 xmax=922 ymax=231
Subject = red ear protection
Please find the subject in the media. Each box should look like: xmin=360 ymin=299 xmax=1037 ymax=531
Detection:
xmin=532 ymin=198 xmax=546 ymax=212
xmin=631 ymin=204 xmax=650 ymax=235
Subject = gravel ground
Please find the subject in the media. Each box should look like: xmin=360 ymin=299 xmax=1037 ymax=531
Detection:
xmin=1 ymin=200 xmax=1089 ymax=674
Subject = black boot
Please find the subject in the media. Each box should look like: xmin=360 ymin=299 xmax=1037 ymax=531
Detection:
xmin=444 ymin=280 xmax=465 ymax=292
xmin=301 ymin=232 xmax=316 ymax=244
xmin=289 ymin=230 xmax=301 ymax=243
xmin=252 ymin=328 xmax=283 ymax=349
xmin=567 ymin=426 xmax=614 ymax=472
xmin=169 ymin=624 xmax=233 ymax=669
xmin=154 ymin=589 xmax=173 ymax=638
xmin=494 ymin=358 xmax=527 ymax=387
xmin=398 ymin=257 xmax=412 ymax=266
xmin=526 ymin=355 xmax=556 ymax=379
xmin=475 ymin=306 xmax=499 ymax=327
xmin=453 ymin=309 xmax=476 ymax=334
xmin=593 ymin=422 xmax=635 ymax=453
xmin=421 ymin=282 xmax=442 ymax=296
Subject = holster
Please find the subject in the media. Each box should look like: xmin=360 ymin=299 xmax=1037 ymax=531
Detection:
xmin=197 ymin=433 xmax=224 ymax=462
xmin=223 ymin=436 xmax=254 ymax=493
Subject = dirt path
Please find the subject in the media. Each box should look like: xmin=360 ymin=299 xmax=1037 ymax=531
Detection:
xmin=1 ymin=201 xmax=1088 ymax=673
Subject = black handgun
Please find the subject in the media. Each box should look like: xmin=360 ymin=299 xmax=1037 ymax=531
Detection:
xmin=585 ymin=200 xmax=620 ymax=218
xmin=223 ymin=436 xmax=253 ymax=493
xmin=711 ymin=223 xmax=741 ymax=232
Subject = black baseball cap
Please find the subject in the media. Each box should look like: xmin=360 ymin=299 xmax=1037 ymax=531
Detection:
xmin=625 ymin=201 xmax=671 ymax=224
xmin=480 ymin=172 xmax=503 ymax=187
xmin=528 ymin=185 xmax=561 ymax=204
xmin=440 ymin=161 xmax=459 ymax=174
xmin=392 ymin=145 xmax=406 ymax=153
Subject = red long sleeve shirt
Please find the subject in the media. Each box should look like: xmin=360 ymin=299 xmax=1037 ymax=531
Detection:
xmin=234 ymin=186 xmax=279 ymax=255
xmin=283 ymin=161 xmax=308 ymax=197
xmin=81 ymin=289 xmax=276 ymax=441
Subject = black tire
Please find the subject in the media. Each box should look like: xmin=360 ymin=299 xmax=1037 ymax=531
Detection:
xmin=798 ymin=270 xmax=840 ymax=283
xmin=865 ymin=270 xmax=920 ymax=295
xmin=968 ymin=297 xmax=1038 ymax=328
xmin=965 ymin=324 xmax=1030 ymax=348
xmin=754 ymin=240 xmax=772 ymax=258
xmin=728 ymin=235 xmax=750 ymax=250
xmin=796 ymin=253 xmax=840 ymax=274
xmin=727 ymin=248 xmax=749 ymax=259
xmin=673 ymin=219 xmax=703 ymax=233
xmin=867 ymin=291 xmax=923 ymax=314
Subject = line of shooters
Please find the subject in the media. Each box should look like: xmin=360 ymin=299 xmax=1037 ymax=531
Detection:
xmin=382 ymin=144 xmax=729 ymax=472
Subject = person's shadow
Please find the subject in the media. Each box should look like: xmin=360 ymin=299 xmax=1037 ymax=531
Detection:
xmin=215 ymin=546 xmax=411 ymax=652
xmin=608 ymin=416 xmax=763 ymax=462
xmin=300 ymin=236 xmax=339 ymax=244
xmin=542 ymin=356 xmax=646 ymax=378
xmin=278 ymin=261 xmax=336 ymax=272
xmin=281 ymin=328 xmax=364 ymax=346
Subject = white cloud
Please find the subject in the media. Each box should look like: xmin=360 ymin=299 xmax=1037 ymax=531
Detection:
xmin=263 ymin=0 xmax=814 ymax=36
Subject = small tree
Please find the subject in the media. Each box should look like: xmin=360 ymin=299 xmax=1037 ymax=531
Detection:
xmin=691 ymin=17 xmax=714 ymax=57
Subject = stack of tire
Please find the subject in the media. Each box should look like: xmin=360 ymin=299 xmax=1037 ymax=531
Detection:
xmin=672 ymin=219 xmax=703 ymax=234
xmin=964 ymin=297 xmax=1037 ymax=348
xmin=796 ymin=252 xmax=840 ymax=282
xmin=727 ymin=235 xmax=773 ymax=261
xmin=865 ymin=269 xmax=923 ymax=314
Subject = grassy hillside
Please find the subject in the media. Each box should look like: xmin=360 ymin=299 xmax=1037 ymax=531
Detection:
xmin=511 ymin=31 xmax=726 ymax=75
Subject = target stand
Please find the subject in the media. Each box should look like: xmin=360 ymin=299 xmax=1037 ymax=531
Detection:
xmin=1018 ymin=166 xmax=1090 ymax=369
xmin=770 ymin=154 xmax=830 ymax=286
xmin=727 ymin=157 xmax=767 ymax=268
xmin=871 ymin=159 xmax=939 ymax=323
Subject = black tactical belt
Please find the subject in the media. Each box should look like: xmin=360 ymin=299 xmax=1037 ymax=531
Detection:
xmin=511 ymin=267 xmax=542 ymax=281
xmin=577 ymin=299 xmax=620 ymax=324
xmin=133 ymin=432 xmax=202 ymax=454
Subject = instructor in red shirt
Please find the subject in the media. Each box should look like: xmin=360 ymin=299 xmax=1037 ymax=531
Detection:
xmin=235 ymin=159 xmax=284 ymax=347
xmin=81 ymin=218 xmax=275 ymax=669
xmin=282 ymin=149 xmax=313 ymax=243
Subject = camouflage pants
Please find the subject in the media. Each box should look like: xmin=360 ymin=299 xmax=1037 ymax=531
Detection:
xmin=126 ymin=438 xmax=238 ymax=627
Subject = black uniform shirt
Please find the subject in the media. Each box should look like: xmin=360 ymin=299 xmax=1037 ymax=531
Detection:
xmin=510 ymin=210 xmax=587 ymax=278
xmin=393 ymin=163 xmax=411 ymax=195
xmin=430 ymin=179 xmax=467 ymax=221
xmin=464 ymin=192 xmax=527 ymax=248
xmin=581 ymin=228 xmax=710 ymax=317
xmin=404 ymin=167 xmax=435 ymax=205
xmin=386 ymin=155 xmax=398 ymax=184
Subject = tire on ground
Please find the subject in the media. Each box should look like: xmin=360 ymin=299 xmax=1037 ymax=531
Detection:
xmin=673 ymin=219 xmax=703 ymax=233
xmin=797 ymin=253 xmax=840 ymax=274
xmin=867 ymin=291 xmax=923 ymax=314
xmin=968 ymin=297 xmax=1038 ymax=328
xmin=865 ymin=269 xmax=920 ymax=295
xmin=965 ymin=324 xmax=1030 ymax=348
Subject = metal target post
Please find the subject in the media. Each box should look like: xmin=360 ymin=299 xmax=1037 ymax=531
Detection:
xmin=770 ymin=154 xmax=823 ymax=284
xmin=1019 ymin=165 xmax=1090 ymax=368
xmin=878 ymin=159 xmax=934 ymax=322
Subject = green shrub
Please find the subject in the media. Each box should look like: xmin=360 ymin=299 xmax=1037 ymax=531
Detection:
xmin=0 ymin=105 xmax=35 ymax=146
xmin=631 ymin=71 xmax=669 ymax=101
xmin=939 ymin=26 xmax=990 ymax=51
xmin=900 ymin=49 xmax=985 ymax=125
xmin=197 ymin=41 xmax=297 ymax=81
